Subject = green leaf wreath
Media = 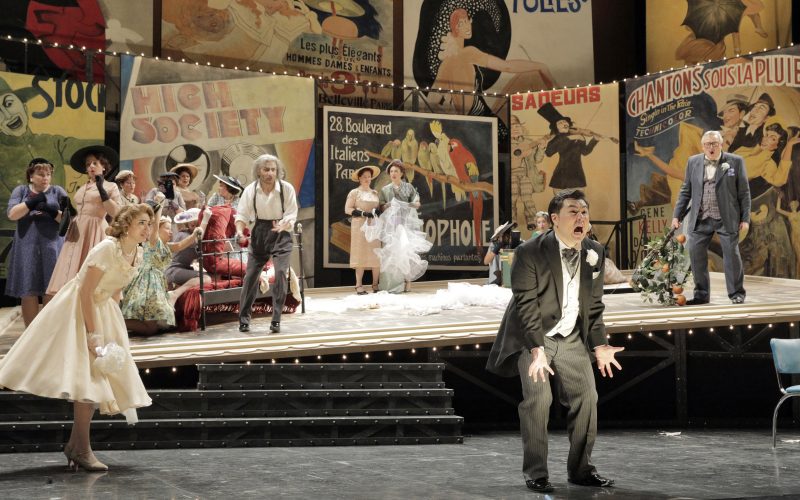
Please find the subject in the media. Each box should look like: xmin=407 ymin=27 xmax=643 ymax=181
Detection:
xmin=631 ymin=226 xmax=692 ymax=306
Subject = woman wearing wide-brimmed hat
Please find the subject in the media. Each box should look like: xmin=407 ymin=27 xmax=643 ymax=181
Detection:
xmin=5 ymin=158 xmax=68 ymax=326
xmin=114 ymin=170 xmax=139 ymax=207
xmin=208 ymin=174 xmax=243 ymax=207
xmin=46 ymin=145 xmax=122 ymax=296
xmin=170 ymin=163 xmax=205 ymax=209
xmin=345 ymin=165 xmax=382 ymax=294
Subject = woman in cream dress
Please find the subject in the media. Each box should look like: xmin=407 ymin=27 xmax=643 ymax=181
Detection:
xmin=0 ymin=204 xmax=154 ymax=471
xmin=344 ymin=165 xmax=381 ymax=294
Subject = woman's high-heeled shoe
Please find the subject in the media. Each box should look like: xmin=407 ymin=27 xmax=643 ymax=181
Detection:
xmin=355 ymin=286 xmax=368 ymax=296
xmin=67 ymin=448 xmax=108 ymax=472
xmin=63 ymin=443 xmax=74 ymax=467
xmin=372 ymin=284 xmax=379 ymax=293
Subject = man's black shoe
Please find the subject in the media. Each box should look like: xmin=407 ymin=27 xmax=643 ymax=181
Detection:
xmin=238 ymin=323 xmax=250 ymax=333
xmin=269 ymin=321 xmax=281 ymax=334
xmin=731 ymin=296 xmax=745 ymax=304
xmin=568 ymin=473 xmax=615 ymax=487
xmin=685 ymin=298 xmax=709 ymax=305
xmin=525 ymin=477 xmax=554 ymax=493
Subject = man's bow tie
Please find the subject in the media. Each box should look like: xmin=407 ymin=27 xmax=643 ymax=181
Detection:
xmin=561 ymin=247 xmax=579 ymax=277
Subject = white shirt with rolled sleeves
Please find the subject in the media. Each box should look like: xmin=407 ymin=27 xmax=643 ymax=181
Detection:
xmin=235 ymin=180 xmax=298 ymax=232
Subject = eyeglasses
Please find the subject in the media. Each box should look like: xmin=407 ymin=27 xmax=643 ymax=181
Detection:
xmin=702 ymin=142 xmax=721 ymax=148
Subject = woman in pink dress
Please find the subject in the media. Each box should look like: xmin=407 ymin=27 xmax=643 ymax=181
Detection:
xmin=47 ymin=145 xmax=121 ymax=296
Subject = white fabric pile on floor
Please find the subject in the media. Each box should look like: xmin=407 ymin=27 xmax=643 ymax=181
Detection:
xmin=306 ymin=282 xmax=511 ymax=316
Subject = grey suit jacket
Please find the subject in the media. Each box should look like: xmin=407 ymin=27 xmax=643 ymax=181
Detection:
xmin=673 ymin=152 xmax=751 ymax=233
xmin=486 ymin=230 xmax=608 ymax=377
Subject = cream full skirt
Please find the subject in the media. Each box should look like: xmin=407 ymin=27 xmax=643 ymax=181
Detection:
xmin=0 ymin=277 xmax=151 ymax=422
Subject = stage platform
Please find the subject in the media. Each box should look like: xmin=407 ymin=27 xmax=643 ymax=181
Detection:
xmin=2 ymin=273 xmax=800 ymax=369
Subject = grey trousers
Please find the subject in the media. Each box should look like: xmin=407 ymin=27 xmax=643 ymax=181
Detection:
xmin=238 ymin=220 xmax=293 ymax=325
xmin=516 ymin=331 xmax=598 ymax=481
xmin=688 ymin=216 xmax=745 ymax=300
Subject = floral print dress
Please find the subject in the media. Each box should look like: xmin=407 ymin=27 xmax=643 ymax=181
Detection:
xmin=120 ymin=239 xmax=175 ymax=328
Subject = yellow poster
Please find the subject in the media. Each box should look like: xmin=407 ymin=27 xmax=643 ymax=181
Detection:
xmin=647 ymin=0 xmax=792 ymax=73
xmin=509 ymin=84 xmax=620 ymax=244
xmin=0 ymin=70 xmax=105 ymax=280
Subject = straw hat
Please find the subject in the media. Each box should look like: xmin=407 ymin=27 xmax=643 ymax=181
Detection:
xmin=350 ymin=165 xmax=380 ymax=182
xmin=170 ymin=163 xmax=199 ymax=180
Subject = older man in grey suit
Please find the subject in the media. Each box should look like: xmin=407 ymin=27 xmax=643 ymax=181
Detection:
xmin=672 ymin=130 xmax=751 ymax=305
xmin=486 ymin=189 xmax=623 ymax=493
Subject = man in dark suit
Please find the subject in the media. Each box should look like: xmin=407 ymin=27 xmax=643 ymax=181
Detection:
xmin=672 ymin=130 xmax=751 ymax=305
xmin=486 ymin=189 xmax=623 ymax=493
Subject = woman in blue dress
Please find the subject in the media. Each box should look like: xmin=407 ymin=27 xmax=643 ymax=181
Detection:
xmin=5 ymin=158 xmax=67 ymax=326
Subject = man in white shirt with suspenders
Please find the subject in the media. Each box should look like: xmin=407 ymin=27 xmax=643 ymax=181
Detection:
xmin=235 ymin=154 xmax=298 ymax=334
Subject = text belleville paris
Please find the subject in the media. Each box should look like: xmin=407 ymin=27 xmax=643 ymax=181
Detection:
xmin=128 ymin=81 xmax=286 ymax=144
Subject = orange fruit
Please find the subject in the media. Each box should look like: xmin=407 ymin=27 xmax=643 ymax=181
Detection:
xmin=661 ymin=264 xmax=670 ymax=273
xmin=672 ymin=284 xmax=683 ymax=294
xmin=675 ymin=294 xmax=686 ymax=306
xmin=676 ymin=234 xmax=687 ymax=244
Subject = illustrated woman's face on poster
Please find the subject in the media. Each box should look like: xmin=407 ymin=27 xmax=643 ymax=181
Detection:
xmin=0 ymin=93 xmax=28 ymax=137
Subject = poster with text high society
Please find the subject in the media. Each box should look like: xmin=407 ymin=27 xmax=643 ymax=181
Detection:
xmin=626 ymin=45 xmax=800 ymax=278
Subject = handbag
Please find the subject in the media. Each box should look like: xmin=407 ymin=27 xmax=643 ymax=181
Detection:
xmin=59 ymin=210 xmax=80 ymax=242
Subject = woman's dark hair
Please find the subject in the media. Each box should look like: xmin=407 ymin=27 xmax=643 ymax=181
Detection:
xmin=84 ymin=152 xmax=111 ymax=174
xmin=26 ymin=158 xmax=53 ymax=182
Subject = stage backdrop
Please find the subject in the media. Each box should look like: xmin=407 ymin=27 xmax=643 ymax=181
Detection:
xmin=646 ymin=0 xmax=792 ymax=73
xmin=119 ymin=55 xmax=316 ymax=276
xmin=161 ymin=0 xmax=394 ymax=109
xmin=323 ymin=106 xmax=498 ymax=271
xmin=626 ymin=44 xmax=800 ymax=278
xmin=509 ymin=83 xmax=620 ymax=242
xmin=0 ymin=70 xmax=105 ymax=287
xmin=403 ymin=0 xmax=594 ymax=116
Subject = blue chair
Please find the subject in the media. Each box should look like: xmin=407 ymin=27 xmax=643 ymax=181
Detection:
xmin=769 ymin=338 xmax=800 ymax=448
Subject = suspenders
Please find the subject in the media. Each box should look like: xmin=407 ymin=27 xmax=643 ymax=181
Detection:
xmin=251 ymin=180 xmax=285 ymax=220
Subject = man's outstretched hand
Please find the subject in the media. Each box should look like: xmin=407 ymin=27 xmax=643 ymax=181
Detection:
xmin=595 ymin=345 xmax=624 ymax=378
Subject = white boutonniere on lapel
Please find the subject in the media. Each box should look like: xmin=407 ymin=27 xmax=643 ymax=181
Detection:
xmin=586 ymin=249 xmax=599 ymax=267
xmin=720 ymin=162 xmax=730 ymax=172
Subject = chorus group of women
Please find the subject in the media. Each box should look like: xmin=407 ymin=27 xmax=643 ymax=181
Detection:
xmin=345 ymin=159 xmax=432 ymax=294
xmin=0 ymin=146 xmax=245 ymax=471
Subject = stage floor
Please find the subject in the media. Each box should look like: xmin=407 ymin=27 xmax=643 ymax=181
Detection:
xmin=2 ymin=273 xmax=800 ymax=368
xmin=1 ymin=429 xmax=799 ymax=499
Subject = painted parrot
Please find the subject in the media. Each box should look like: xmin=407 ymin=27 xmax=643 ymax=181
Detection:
xmin=429 ymin=120 xmax=464 ymax=203
xmin=448 ymin=138 xmax=484 ymax=250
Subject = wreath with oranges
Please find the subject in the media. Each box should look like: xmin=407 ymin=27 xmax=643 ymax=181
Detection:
xmin=631 ymin=226 xmax=692 ymax=306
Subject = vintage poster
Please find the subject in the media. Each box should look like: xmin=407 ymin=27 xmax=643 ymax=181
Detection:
xmin=626 ymin=45 xmax=800 ymax=278
xmin=0 ymin=0 xmax=108 ymax=82
xmin=646 ymin=0 xmax=792 ymax=73
xmin=119 ymin=55 xmax=316 ymax=278
xmin=509 ymin=83 xmax=620 ymax=244
xmin=161 ymin=0 xmax=394 ymax=108
xmin=403 ymin=0 xmax=595 ymax=131
xmin=0 ymin=70 xmax=105 ymax=285
xmin=323 ymin=106 xmax=498 ymax=270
